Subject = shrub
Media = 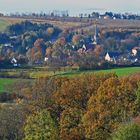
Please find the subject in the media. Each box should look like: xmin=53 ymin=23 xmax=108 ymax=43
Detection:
xmin=23 ymin=109 xmax=59 ymax=140
xmin=111 ymin=123 xmax=140 ymax=140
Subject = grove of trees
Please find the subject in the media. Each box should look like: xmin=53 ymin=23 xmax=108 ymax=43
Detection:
xmin=0 ymin=73 xmax=140 ymax=139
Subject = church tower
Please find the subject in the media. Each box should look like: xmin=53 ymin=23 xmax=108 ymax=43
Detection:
xmin=93 ymin=22 xmax=98 ymax=45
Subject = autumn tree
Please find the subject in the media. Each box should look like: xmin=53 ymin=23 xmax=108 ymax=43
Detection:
xmin=47 ymin=27 xmax=54 ymax=36
xmin=82 ymin=77 xmax=136 ymax=140
xmin=60 ymin=107 xmax=84 ymax=140
xmin=29 ymin=77 xmax=66 ymax=119
xmin=135 ymin=82 xmax=140 ymax=112
xmin=54 ymin=75 xmax=92 ymax=109
xmin=54 ymin=73 xmax=117 ymax=110
xmin=22 ymin=73 xmax=140 ymax=140
xmin=72 ymin=34 xmax=83 ymax=47
xmin=27 ymin=38 xmax=46 ymax=63
xmin=23 ymin=109 xmax=59 ymax=140
xmin=53 ymin=37 xmax=66 ymax=49
xmin=34 ymin=38 xmax=46 ymax=56
xmin=0 ymin=105 xmax=26 ymax=140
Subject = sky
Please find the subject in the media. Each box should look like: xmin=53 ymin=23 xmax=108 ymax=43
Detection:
xmin=0 ymin=0 xmax=140 ymax=16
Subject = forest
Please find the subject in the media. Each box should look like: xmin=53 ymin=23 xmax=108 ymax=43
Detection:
xmin=0 ymin=72 xmax=140 ymax=139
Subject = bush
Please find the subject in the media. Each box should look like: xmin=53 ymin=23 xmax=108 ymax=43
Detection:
xmin=0 ymin=92 xmax=14 ymax=102
xmin=23 ymin=109 xmax=59 ymax=140
xmin=111 ymin=123 xmax=140 ymax=140
xmin=0 ymin=105 xmax=26 ymax=140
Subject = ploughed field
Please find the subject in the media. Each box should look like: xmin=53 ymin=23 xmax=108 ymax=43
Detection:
xmin=0 ymin=19 xmax=10 ymax=31
xmin=0 ymin=17 xmax=22 ymax=31
xmin=1 ymin=16 xmax=140 ymax=32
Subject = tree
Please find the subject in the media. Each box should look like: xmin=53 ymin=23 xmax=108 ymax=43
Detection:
xmin=82 ymin=77 xmax=136 ymax=140
xmin=72 ymin=35 xmax=82 ymax=46
xmin=34 ymin=38 xmax=46 ymax=57
xmin=111 ymin=123 xmax=140 ymax=140
xmin=53 ymin=37 xmax=66 ymax=48
xmin=47 ymin=27 xmax=54 ymax=36
xmin=29 ymin=76 xmax=69 ymax=119
xmin=53 ymin=76 xmax=90 ymax=109
xmin=0 ymin=105 xmax=26 ymax=140
xmin=23 ymin=109 xmax=59 ymax=140
xmin=27 ymin=38 xmax=46 ymax=63
xmin=46 ymin=47 xmax=53 ymax=58
xmin=54 ymin=73 xmax=117 ymax=110
xmin=135 ymin=82 xmax=140 ymax=112
xmin=60 ymin=107 xmax=84 ymax=140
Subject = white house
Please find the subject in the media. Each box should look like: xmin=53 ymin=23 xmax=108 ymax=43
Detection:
xmin=105 ymin=52 xmax=120 ymax=63
xmin=132 ymin=47 xmax=140 ymax=56
xmin=11 ymin=58 xmax=18 ymax=67
xmin=44 ymin=57 xmax=49 ymax=62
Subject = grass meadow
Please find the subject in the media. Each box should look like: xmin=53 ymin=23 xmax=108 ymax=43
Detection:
xmin=0 ymin=78 xmax=15 ymax=92
xmin=0 ymin=66 xmax=140 ymax=92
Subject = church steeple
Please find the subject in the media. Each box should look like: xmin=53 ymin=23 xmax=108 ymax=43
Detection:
xmin=93 ymin=22 xmax=98 ymax=45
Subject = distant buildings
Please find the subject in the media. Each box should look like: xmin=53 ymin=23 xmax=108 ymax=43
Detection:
xmin=132 ymin=47 xmax=140 ymax=56
xmin=11 ymin=57 xmax=20 ymax=67
xmin=105 ymin=52 xmax=120 ymax=63
xmin=77 ymin=22 xmax=99 ymax=54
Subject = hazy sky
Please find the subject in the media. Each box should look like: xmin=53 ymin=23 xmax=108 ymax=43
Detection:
xmin=0 ymin=0 xmax=140 ymax=16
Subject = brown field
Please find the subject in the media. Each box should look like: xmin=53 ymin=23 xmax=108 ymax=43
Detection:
xmin=1 ymin=16 xmax=140 ymax=32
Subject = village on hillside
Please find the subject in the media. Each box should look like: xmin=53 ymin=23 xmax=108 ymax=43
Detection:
xmin=0 ymin=16 xmax=140 ymax=69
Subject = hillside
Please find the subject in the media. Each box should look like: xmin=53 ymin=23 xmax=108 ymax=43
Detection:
xmin=0 ymin=16 xmax=140 ymax=140
xmin=0 ymin=17 xmax=23 ymax=31
xmin=1 ymin=16 xmax=140 ymax=32
xmin=0 ymin=19 xmax=10 ymax=31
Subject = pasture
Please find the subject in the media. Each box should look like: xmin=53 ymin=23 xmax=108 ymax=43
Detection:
xmin=59 ymin=66 xmax=140 ymax=77
xmin=96 ymin=67 xmax=140 ymax=76
xmin=0 ymin=78 xmax=15 ymax=92
xmin=0 ymin=66 xmax=140 ymax=92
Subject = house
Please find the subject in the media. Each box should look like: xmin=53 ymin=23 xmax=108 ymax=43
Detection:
xmin=84 ymin=44 xmax=95 ymax=50
xmin=3 ymin=43 xmax=13 ymax=48
xmin=44 ymin=57 xmax=49 ymax=62
xmin=77 ymin=48 xmax=86 ymax=54
xmin=103 ymin=15 xmax=111 ymax=20
xmin=10 ymin=35 xmax=18 ymax=40
xmin=77 ymin=43 xmax=97 ymax=55
xmin=11 ymin=58 xmax=18 ymax=67
xmin=132 ymin=47 xmax=140 ymax=56
xmin=77 ymin=23 xmax=100 ymax=54
xmin=105 ymin=52 xmax=120 ymax=63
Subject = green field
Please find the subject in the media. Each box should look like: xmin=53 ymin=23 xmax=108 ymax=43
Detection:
xmin=96 ymin=67 xmax=140 ymax=76
xmin=0 ymin=19 xmax=10 ymax=31
xmin=60 ymin=67 xmax=140 ymax=77
xmin=24 ymin=66 xmax=140 ymax=78
xmin=0 ymin=78 xmax=15 ymax=92
xmin=0 ymin=67 xmax=140 ymax=92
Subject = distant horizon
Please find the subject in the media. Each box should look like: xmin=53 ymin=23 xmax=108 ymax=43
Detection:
xmin=1 ymin=9 xmax=140 ymax=17
xmin=0 ymin=0 xmax=140 ymax=16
